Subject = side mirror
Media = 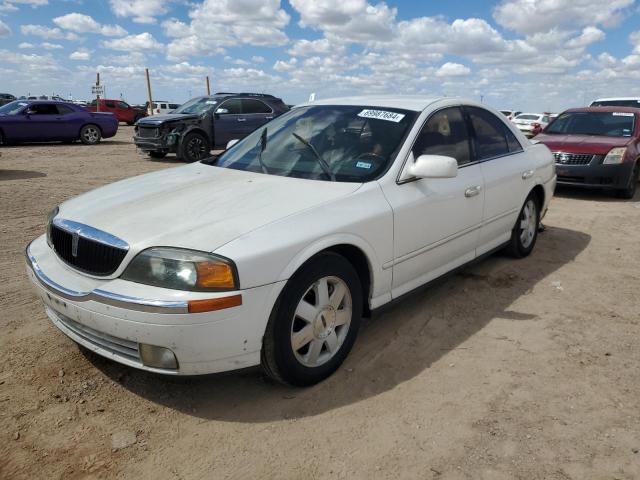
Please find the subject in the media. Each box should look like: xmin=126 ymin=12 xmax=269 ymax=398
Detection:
xmin=408 ymin=154 xmax=458 ymax=179
xmin=216 ymin=108 xmax=229 ymax=115
xmin=226 ymin=139 xmax=239 ymax=149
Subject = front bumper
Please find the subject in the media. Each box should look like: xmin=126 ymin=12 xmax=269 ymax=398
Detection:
xmin=555 ymin=161 xmax=635 ymax=189
xmin=26 ymin=236 xmax=285 ymax=375
xmin=132 ymin=132 xmax=178 ymax=153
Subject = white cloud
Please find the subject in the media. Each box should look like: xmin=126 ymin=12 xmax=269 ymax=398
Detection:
xmin=435 ymin=62 xmax=471 ymax=77
xmin=289 ymin=0 xmax=396 ymax=41
xmin=102 ymin=32 xmax=164 ymax=52
xmin=493 ymin=0 xmax=633 ymax=35
xmin=69 ymin=49 xmax=91 ymax=61
xmin=0 ymin=19 xmax=10 ymax=37
xmin=251 ymin=55 xmax=265 ymax=63
xmin=41 ymin=42 xmax=63 ymax=49
xmin=109 ymin=0 xmax=171 ymax=24
xmin=165 ymin=0 xmax=290 ymax=59
xmin=20 ymin=24 xmax=79 ymax=40
xmin=18 ymin=42 xmax=33 ymax=48
xmin=53 ymin=13 xmax=127 ymax=37
xmin=288 ymin=38 xmax=345 ymax=56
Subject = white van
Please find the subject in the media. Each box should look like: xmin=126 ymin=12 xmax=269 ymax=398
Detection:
xmin=147 ymin=101 xmax=181 ymax=115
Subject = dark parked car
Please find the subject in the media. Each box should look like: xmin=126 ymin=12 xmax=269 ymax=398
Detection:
xmin=133 ymin=92 xmax=289 ymax=162
xmin=0 ymin=100 xmax=118 ymax=145
xmin=536 ymin=107 xmax=640 ymax=198
xmin=0 ymin=93 xmax=16 ymax=106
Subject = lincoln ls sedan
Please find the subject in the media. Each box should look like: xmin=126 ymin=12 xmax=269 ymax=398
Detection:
xmin=26 ymin=96 xmax=556 ymax=386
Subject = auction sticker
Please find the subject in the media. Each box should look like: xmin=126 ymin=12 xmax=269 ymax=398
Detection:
xmin=358 ymin=109 xmax=405 ymax=122
xmin=612 ymin=112 xmax=634 ymax=116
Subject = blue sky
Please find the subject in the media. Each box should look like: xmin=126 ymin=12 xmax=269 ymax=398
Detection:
xmin=0 ymin=0 xmax=639 ymax=111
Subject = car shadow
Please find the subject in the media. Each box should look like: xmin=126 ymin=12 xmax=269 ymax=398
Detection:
xmin=0 ymin=169 xmax=47 ymax=181
xmin=1 ymin=140 xmax=132 ymax=147
xmin=554 ymin=185 xmax=639 ymax=202
xmin=82 ymin=225 xmax=590 ymax=423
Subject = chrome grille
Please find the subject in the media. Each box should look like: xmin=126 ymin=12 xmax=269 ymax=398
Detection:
xmin=48 ymin=307 xmax=141 ymax=362
xmin=50 ymin=220 xmax=128 ymax=276
xmin=553 ymin=152 xmax=595 ymax=165
xmin=137 ymin=127 xmax=158 ymax=138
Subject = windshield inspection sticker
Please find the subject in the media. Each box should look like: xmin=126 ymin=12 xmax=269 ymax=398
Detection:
xmin=358 ymin=109 xmax=405 ymax=123
xmin=612 ymin=112 xmax=634 ymax=116
xmin=356 ymin=161 xmax=373 ymax=169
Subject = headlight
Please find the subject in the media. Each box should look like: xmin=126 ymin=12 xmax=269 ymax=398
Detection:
xmin=46 ymin=206 xmax=59 ymax=247
xmin=121 ymin=247 xmax=238 ymax=291
xmin=603 ymin=147 xmax=627 ymax=164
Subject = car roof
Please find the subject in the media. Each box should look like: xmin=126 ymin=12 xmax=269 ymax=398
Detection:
xmin=592 ymin=97 xmax=640 ymax=101
xmin=297 ymin=95 xmax=444 ymax=112
xmin=565 ymin=106 xmax=640 ymax=113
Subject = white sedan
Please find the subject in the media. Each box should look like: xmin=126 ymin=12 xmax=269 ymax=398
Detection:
xmin=26 ymin=96 xmax=556 ymax=386
xmin=513 ymin=112 xmax=552 ymax=138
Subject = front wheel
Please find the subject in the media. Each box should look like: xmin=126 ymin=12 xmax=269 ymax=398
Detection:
xmin=261 ymin=252 xmax=362 ymax=386
xmin=505 ymin=193 xmax=540 ymax=258
xmin=79 ymin=124 xmax=101 ymax=145
xmin=616 ymin=162 xmax=639 ymax=199
xmin=178 ymin=132 xmax=210 ymax=162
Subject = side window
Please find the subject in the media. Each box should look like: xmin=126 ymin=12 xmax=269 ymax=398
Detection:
xmin=56 ymin=105 xmax=75 ymax=115
xmin=241 ymin=99 xmax=272 ymax=114
xmin=506 ymin=129 xmax=522 ymax=153
xmin=31 ymin=104 xmax=59 ymax=115
xmin=542 ymin=115 xmax=550 ymax=123
xmin=218 ymin=99 xmax=242 ymax=114
xmin=105 ymin=101 xmax=116 ymax=108
xmin=467 ymin=107 xmax=512 ymax=160
xmin=118 ymin=101 xmax=129 ymax=109
xmin=412 ymin=107 xmax=471 ymax=166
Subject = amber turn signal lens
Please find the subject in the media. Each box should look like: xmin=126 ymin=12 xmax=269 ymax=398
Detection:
xmin=188 ymin=294 xmax=242 ymax=313
xmin=195 ymin=261 xmax=236 ymax=289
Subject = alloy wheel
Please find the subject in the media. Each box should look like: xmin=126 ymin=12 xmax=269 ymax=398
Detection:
xmin=519 ymin=199 xmax=537 ymax=249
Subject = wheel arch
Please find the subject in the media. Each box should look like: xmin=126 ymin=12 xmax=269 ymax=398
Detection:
xmin=79 ymin=122 xmax=103 ymax=137
xmin=181 ymin=126 xmax=210 ymax=144
xmin=530 ymin=183 xmax=545 ymax=209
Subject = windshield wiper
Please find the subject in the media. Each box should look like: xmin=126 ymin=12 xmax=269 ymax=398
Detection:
xmin=291 ymin=132 xmax=335 ymax=181
xmin=255 ymin=127 xmax=269 ymax=174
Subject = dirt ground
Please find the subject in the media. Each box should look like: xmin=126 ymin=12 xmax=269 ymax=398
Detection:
xmin=1 ymin=126 xmax=639 ymax=479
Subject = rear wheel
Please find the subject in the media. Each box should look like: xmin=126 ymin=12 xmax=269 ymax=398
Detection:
xmin=148 ymin=151 xmax=167 ymax=159
xmin=261 ymin=252 xmax=362 ymax=386
xmin=616 ymin=162 xmax=639 ymax=199
xmin=178 ymin=132 xmax=210 ymax=162
xmin=79 ymin=124 xmax=101 ymax=145
xmin=505 ymin=193 xmax=540 ymax=258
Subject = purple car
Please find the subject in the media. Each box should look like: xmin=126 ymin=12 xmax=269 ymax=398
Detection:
xmin=0 ymin=100 xmax=118 ymax=145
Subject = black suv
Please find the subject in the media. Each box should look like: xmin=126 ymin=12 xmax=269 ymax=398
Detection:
xmin=133 ymin=92 xmax=289 ymax=162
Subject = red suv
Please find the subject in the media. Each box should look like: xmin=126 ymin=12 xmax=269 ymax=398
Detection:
xmin=535 ymin=107 xmax=640 ymax=198
xmin=86 ymin=99 xmax=146 ymax=126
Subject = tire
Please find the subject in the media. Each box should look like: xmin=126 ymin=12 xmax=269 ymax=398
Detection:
xmin=505 ymin=192 xmax=540 ymax=258
xmin=616 ymin=162 xmax=639 ymax=199
xmin=178 ymin=132 xmax=210 ymax=162
xmin=79 ymin=124 xmax=101 ymax=145
xmin=148 ymin=151 xmax=167 ymax=159
xmin=0 ymin=130 xmax=4 ymax=145
xmin=261 ymin=252 xmax=363 ymax=386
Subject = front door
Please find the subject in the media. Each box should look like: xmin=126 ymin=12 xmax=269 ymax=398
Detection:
xmin=381 ymin=106 xmax=485 ymax=298
xmin=214 ymin=98 xmax=244 ymax=147
xmin=21 ymin=103 xmax=62 ymax=141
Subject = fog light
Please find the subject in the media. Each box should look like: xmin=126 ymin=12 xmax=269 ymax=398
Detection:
xmin=139 ymin=344 xmax=178 ymax=369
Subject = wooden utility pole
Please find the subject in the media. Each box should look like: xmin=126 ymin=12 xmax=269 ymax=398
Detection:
xmin=96 ymin=72 xmax=100 ymax=112
xmin=145 ymin=68 xmax=153 ymax=115
xmin=206 ymin=76 xmax=211 ymax=96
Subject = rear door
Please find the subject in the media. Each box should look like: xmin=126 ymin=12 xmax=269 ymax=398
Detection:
xmin=214 ymin=98 xmax=243 ymax=146
xmin=465 ymin=106 xmax=533 ymax=255
xmin=240 ymin=98 xmax=274 ymax=134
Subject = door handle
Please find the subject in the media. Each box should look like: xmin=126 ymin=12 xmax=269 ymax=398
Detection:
xmin=522 ymin=169 xmax=534 ymax=179
xmin=237 ymin=118 xmax=246 ymax=122
xmin=464 ymin=185 xmax=482 ymax=198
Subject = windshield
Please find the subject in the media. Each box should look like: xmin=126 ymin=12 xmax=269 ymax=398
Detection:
xmin=591 ymin=100 xmax=640 ymax=108
xmin=545 ymin=111 xmax=636 ymax=137
xmin=0 ymin=101 xmax=27 ymax=115
xmin=207 ymin=105 xmax=417 ymax=182
xmin=516 ymin=114 xmax=540 ymax=121
xmin=173 ymin=97 xmax=217 ymax=115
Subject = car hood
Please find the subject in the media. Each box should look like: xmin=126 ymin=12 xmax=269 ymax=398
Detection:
xmin=535 ymin=133 xmax=632 ymax=155
xmin=136 ymin=113 xmax=198 ymax=125
xmin=58 ymin=164 xmax=362 ymax=253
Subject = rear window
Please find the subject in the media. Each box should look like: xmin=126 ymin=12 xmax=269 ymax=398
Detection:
xmin=545 ymin=111 xmax=636 ymax=137
xmin=590 ymin=100 xmax=640 ymax=108
xmin=516 ymin=114 xmax=540 ymax=121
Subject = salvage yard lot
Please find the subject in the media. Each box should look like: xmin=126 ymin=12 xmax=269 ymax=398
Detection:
xmin=1 ymin=127 xmax=639 ymax=479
